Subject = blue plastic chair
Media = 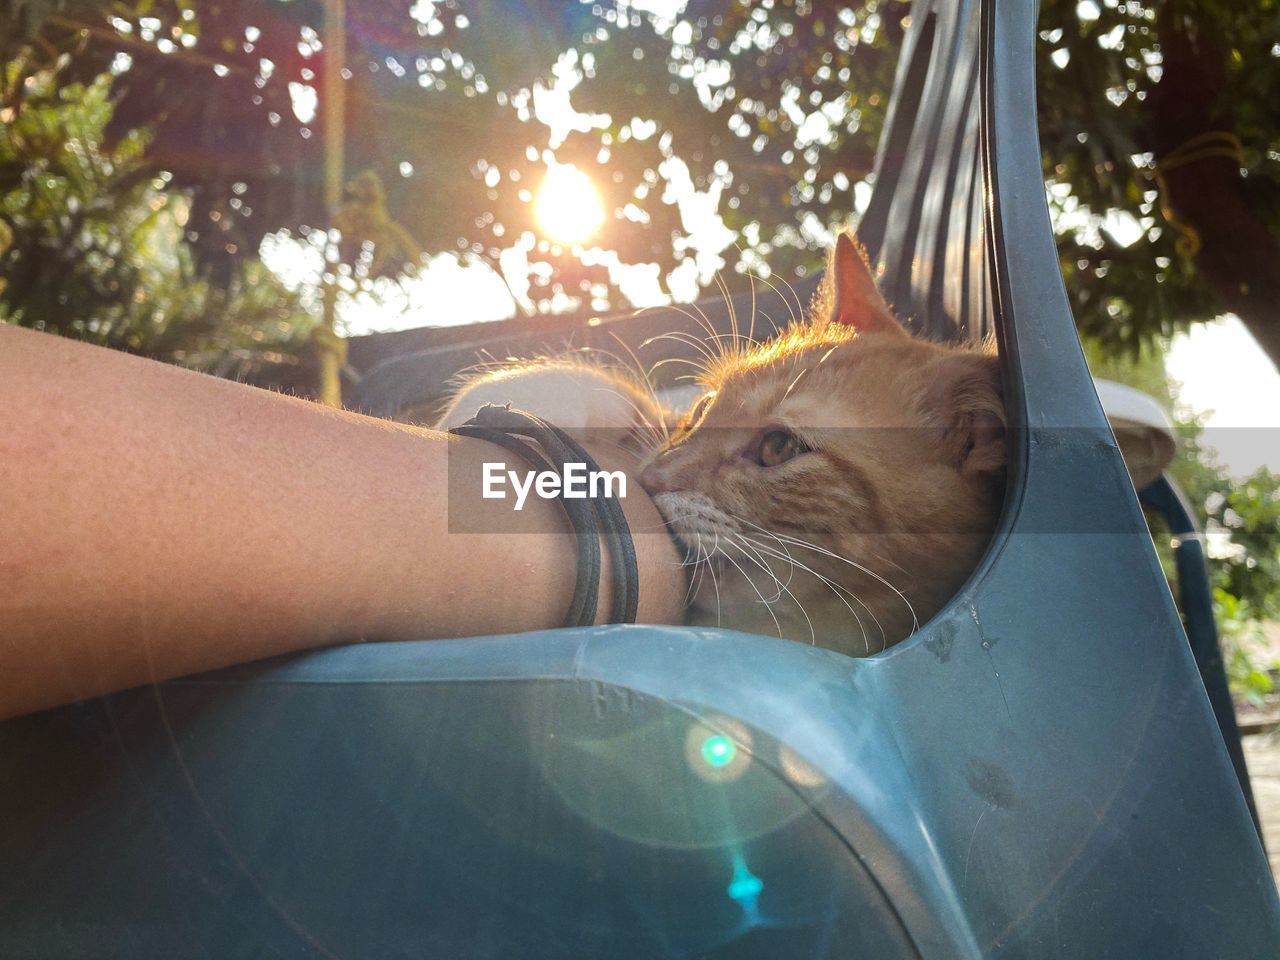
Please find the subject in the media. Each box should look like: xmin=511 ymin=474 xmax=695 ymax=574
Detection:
xmin=4 ymin=1 xmax=1278 ymax=956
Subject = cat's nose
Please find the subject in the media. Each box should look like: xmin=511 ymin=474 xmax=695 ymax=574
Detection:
xmin=639 ymin=461 xmax=675 ymax=494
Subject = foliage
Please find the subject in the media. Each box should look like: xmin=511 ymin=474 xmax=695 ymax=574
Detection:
xmin=1176 ymin=443 xmax=1280 ymax=702
xmin=1038 ymin=0 xmax=1280 ymax=356
xmin=1083 ymin=337 xmax=1280 ymax=699
xmin=1216 ymin=588 xmax=1273 ymax=704
xmin=1 ymin=0 xmax=1273 ymax=350
xmin=0 ymin=51 xmax=313 ymax=374
xmin=1 ymin=0 xmax=1276 ymax=381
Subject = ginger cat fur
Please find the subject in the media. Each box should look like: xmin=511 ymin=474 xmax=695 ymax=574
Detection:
xmin=441 ymin=231 xmax=1005 ymax=655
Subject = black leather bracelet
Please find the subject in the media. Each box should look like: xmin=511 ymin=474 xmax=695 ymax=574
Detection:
xmin=449 ymin=403 xmax=640 ymax=627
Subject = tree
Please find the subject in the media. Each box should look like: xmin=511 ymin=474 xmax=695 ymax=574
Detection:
xmin=0 ymin=21 xmax=313 ymax=380
xmin=1039 ymin=0 xmax=1280 ymax=365
xmin=2 ymin=0 xmax=1276 ymax=363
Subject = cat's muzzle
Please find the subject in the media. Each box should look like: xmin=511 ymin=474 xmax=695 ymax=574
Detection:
xmin=651 ymin=491 xmax=742 ymax=558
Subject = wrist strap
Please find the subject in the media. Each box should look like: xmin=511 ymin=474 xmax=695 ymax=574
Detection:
xmin=449 ymin=404 xmax=640 ymax=627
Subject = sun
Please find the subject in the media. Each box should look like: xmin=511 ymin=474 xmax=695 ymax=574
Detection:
xmin=533 ymin=164 xmax=605 ymax=246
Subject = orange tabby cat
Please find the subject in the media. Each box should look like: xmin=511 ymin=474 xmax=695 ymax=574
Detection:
xmin=441 ymin=231 xmax=1005 ymax=655
xmin=640 ymin=233 xmax=1005 ymax=654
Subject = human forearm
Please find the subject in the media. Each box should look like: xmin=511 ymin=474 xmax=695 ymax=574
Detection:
xmin=0 ymin=326 xmax=684 ymax=717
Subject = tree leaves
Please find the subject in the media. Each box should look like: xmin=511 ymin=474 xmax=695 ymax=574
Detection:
xmin=2 ymin=0 xmax=1276 ymax=347
xmin=0 ymin=60 xmax=312 ymax=374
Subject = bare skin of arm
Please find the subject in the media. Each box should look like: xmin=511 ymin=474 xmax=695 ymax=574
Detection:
xmin=0 ymin=325 xmax=685 ymax=719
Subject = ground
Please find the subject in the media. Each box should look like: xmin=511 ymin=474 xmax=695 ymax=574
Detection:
xmin=1243 ymin=730 xmax=1280 ymax=880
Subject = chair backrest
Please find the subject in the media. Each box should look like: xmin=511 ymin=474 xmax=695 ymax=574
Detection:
xmin=859 ymin=0 xmax=989 ymax=344
xmin=852 ymin=1 xmax=1280 ymax=954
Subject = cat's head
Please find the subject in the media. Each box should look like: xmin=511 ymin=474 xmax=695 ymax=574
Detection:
xmin=639 ymin=231 xmax=1006 ymax=655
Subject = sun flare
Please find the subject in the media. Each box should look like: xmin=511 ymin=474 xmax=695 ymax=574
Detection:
xmin=534 ymin=164 xmax=605 ymax=246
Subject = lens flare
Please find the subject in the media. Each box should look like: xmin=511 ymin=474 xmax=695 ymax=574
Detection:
xmin=534 ymin=164 xmax=605 ymax=245
xmin=701 ymin=735 xmax=737 ymax=768
xmin=685 ymin=718 xmax=752 ymax=783
xmin=727 ymin=856 xmax=764 ymax=907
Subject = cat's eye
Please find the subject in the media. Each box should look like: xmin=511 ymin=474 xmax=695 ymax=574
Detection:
xmin=755 ymin=429 xmax=810 ymax=467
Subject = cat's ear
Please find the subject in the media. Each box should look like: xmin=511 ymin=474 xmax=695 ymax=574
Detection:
xmin=926 ymin=352 xmax=1006 ymax=476
xmin=828 ymin=232 xmax=906 ymax=336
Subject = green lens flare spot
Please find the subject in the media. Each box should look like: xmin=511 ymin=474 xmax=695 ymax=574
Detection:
xmin=701 ymin=735 xmax=736 ymax=767
xmin=728 ymin=859 xmax=764 ymax=905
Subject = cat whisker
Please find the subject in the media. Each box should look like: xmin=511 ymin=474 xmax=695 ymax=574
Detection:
xmin=675 ymin=525 xmax=714 ymax=571
xmin=685 ymin=563 xmax=703 ymax=607
xmin=684 ymin=534 xmax=707 ymax=606
xmin=743 ymin=267 xmax=800 ymax=331
xmin=705 ymin=535 xmax=724 ymax=629
xmin=719 ymin=512 xmax=865 ymax=650
xmin=724 ymin=537 xmax=817 ymax=644
xmin=597 ymin=338 xmax=674 ymax=443
xmin=646 ymin=356 xmax=707 ymax=383
xmin=723 ymin=511 xmax=890 ymax=650
xmin=745 ymin=259 xmax=760 ymax=346
xmin=724 ymin=239 xmax=772 ymax=343
xmin=714 ymin=273 xmax=740 ymax=363
xmin=681 ymin=293 xmax=736 ymax=366
xmin=725 ymin=532 xmax=791 ymax=601
xmin=713 ymin=274 xmax=770 ymax=368
xmin=663 ymin=330 xmax=723 ymax=367
xmin=783 ymin=366 xmax=809 ymax=400
xmin=865 ymin=544 xmax=910 ymax=578
xmin=643 ymin=303 xmax=727 ymax=365
xmin=760 ymin=528 xmax=919 ymax=635
xmin=773 ymin=271 xmax=809 ymax=326
xmin=667 ymin=287 xmax=759 ymax=357
xmin=722 ymin=535 xmax=785 ymax=605
xmin=656 ymin=511 xmax=698 ymax=529
xmin=641 ymin=331 xmax=719 ymax=370
xmin=743 ymin=535 xmax=878 ymax=653
xmin=717 ymin=543 xmax=785 ymax=639
xmin=585 ymin=385 xmax=665 ymax=451
xmin=702 ymin=331 xmax=759 ymax=348
xmin=695 ymin=310 xmax=727 ymax=360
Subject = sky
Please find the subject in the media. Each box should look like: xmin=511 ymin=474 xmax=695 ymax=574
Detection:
xmin=1166 ymin=318 xmax=1280 ymax=476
